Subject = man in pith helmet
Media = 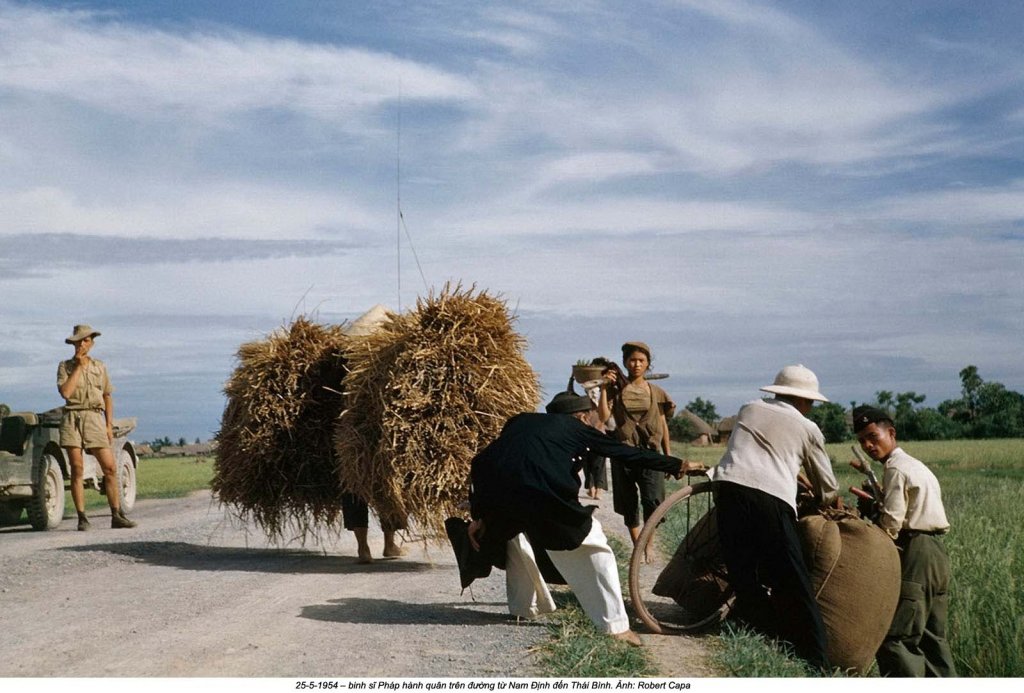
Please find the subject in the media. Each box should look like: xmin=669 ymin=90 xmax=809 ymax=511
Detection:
xmin=712 ymin=364 xmax=838 ymax=670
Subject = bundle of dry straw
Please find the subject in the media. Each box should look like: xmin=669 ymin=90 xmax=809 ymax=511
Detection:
xmin=213 ymin=317 xmax=348 ymax=541
xmin=335 ymin=284 xmax=540 ymax=540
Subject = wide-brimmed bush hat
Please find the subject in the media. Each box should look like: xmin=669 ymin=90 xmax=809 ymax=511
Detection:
xmin=65 ymin=324 xmax=101 ymax=344
xmin=760 ymin=364 xmax=829 ymax=402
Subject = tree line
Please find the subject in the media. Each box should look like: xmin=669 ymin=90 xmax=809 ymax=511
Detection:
xmin=670 ymin=365 xmax=1024 ymax=443
xmin=143 ymin=436 xmax=204 ymax=450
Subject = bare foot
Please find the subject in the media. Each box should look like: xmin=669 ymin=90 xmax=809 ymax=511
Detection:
xmin=382 ymin=544 xmax=407 ymax=558
xmin=357 ymin=547 xmax=373 ymax=564
xmin=610 ymin=630 xmax=643 ymax=647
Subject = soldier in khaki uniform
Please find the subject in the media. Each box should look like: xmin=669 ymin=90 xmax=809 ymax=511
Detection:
xmin=854 ymin=405 xmax=956 ymax=677
xmin=57 ymin=324 xmax=137 ymax=530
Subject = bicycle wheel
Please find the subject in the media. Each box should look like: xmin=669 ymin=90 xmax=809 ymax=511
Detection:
xmin=628 ymin=478 xmax=734 ymax=634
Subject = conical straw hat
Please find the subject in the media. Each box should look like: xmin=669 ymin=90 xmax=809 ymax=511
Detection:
xmin=343 ymin=304 xmax=392 ymax=336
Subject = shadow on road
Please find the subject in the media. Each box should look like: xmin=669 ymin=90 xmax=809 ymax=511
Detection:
xmin=300 ymin=597 xmax=542 ymax=627
xmin=60 ymin=541 xmax=436 ymax=575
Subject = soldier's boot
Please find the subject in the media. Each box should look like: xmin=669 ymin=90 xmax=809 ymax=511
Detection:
xmin=111 ymin=510 xmax=137 ymax=529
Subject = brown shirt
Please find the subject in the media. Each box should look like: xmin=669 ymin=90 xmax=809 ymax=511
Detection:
xmin=57 ymin=358 xmax=113 ymax=410
xmin=612 ymin=381 xmax=675 ymax=451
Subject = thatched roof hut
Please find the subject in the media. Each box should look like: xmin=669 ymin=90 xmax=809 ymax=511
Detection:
xmin=717 ymin=415 xmax=738 ymax=444
xmin=678 ymin=409 xmax=716 ymax=445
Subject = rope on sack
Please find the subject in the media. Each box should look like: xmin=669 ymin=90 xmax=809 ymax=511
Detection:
xmin=810 ymin=507 xmax=860 ymax=599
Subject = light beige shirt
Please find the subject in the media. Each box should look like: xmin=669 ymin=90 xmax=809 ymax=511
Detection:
xmin=57 ymin=358 xmax=113 ymax=410
xmin=713 ymin=398 xmax=838 ymax=513
xmin=879 ymin=447 xmax=950 ymax=540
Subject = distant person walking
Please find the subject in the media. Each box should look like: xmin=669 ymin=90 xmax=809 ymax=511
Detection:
xmin=596 ymin=342 xmax=675 ymax=558
xmin=581 ymin=358 xmax=614 ymax=500
xmin=57 ymin=325 xmax=136 ymax=530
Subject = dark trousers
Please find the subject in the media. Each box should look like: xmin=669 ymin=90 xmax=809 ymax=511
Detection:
xmin=341 ymin=492 xmax=369 ymax=530
xmin=611 ymin=459 xmax=665 ymax=528
xmin=714 ymin=481 xmax=830 ymax=671
xmin=341 ymin=493 xmax=404 ymax=533
xmin=583 ymin=453 xmax=608 ymax=491
xmin=876 ymin=533 xmax=957 ymax=677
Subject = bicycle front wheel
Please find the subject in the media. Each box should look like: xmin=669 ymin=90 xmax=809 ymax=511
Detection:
xmin=627 ymin=479 xmax=733 ymax=634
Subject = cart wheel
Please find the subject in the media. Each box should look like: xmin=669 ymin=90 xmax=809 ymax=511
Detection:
xmin=628 ymin=478 xmax=734 ymax=634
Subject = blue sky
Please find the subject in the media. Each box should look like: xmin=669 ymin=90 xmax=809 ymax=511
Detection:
xmin=1 ymin=0 xmax=1022 ymax=442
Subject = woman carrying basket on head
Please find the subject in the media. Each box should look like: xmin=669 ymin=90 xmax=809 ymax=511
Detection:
xmin=596 ymin=341 xmax=675 ymax=560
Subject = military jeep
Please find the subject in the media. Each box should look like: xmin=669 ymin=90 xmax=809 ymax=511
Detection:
xmin=0 ymin=408 xmax=139 ymax=530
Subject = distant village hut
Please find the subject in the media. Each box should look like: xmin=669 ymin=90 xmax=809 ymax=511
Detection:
xmin=678 ymin=409 xmax=716 ymax=446
xmin=717 ymin=415 xmax=738 ymax=445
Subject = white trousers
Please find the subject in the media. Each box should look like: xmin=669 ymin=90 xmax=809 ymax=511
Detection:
xmin=504 ymin=518 xmax=630 ymax=634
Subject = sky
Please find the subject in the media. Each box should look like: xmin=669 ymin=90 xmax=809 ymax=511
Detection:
xmin=1 ymin=0 xmax=1022 ymax=442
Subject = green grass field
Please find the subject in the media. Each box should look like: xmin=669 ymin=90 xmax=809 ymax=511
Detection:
xmin=661 ymin=437 xmax=1024 ymax=677
xmin=66 ymin=454 xmax=214 ymax=513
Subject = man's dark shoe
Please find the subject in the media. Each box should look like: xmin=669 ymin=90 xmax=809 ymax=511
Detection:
xmin=77 ymin=516 xmax=91 ymax=531
xmin=111 ymin=512 xmax=137 ymax=529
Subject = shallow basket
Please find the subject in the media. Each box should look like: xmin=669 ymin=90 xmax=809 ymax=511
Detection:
xmin=572 ymin=364 xmax=605 ymax=383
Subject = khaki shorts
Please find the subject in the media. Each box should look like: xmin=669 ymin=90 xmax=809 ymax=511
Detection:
xmin=60 ymin=409 xmax=110 ymax=450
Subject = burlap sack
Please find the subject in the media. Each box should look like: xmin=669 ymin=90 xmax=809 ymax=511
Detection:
xmin=652 ymin=509 xmax=731 ymax=622
xmin=798 ymin=509 xmax=901 ymax=674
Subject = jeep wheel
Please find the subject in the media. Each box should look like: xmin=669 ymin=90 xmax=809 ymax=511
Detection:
xmin=0 ymin=502 xmax=25 ymax=526
xmin=28 ymin=454 xmax=65 ymax=530
xmin=117 ymin=448 xmax=137 ymax=513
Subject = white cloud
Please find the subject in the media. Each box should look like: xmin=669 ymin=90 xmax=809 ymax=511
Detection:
xmin=0 ymin=183 xmax=382 ymax=239
xmin=452 ymin=0 xmax=953 ymax=176
xmin=871 ymin=181 xmax=1024 ymax=226
xmin=0 ymin=2 xmax=476 ymax=127
xmin=671 ymin=0 xmax=809 ymax=38
xmin=436 ymin=195 xmax=820 ymax=238
xmin=526 ymin=151 xmax=661 ymax=192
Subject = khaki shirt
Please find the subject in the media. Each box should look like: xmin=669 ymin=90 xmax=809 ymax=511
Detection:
xmin=57 ymin=358 xmax=114 ymax=410
xmin=879 ymin=447 xmax=950 ymax=540
xmin=713 ymin=398 xmax=838 ymax=513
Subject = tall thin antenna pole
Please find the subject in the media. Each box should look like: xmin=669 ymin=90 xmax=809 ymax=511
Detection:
xmin=396 ymin=80 xmax=402 ymax=312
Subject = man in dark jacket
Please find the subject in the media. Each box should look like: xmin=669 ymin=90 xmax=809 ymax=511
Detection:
xmin=468 ymin=389 xmax=696 ymax=646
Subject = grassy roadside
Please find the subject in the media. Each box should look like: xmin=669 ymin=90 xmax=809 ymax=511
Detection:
xmin=536 ymin=535 xmax=656 ymax=677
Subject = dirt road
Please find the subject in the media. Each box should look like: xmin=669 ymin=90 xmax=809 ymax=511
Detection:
xmin=0 ymin=490 xmax=713 ymax=678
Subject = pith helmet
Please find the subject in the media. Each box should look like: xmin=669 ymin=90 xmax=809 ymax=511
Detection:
xmin=760 ymin=364 xmax=829 ymax=402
